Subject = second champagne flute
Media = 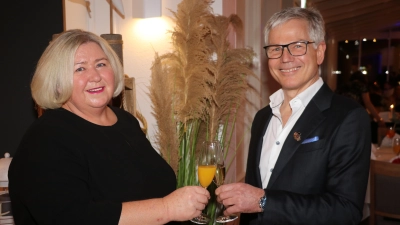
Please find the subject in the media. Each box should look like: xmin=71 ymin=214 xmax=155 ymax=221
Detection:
xmin=214 ymin=145 xmax=238 ymax=223
xmin=190 ymin=141 xmax=217 ymax=224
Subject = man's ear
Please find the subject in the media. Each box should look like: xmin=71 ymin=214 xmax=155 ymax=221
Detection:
xmin=316 ymin=42 xmax=326 ymax=65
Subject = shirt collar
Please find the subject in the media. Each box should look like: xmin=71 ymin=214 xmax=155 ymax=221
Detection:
xmin=269 ymin=77 xmax=323 ymax=109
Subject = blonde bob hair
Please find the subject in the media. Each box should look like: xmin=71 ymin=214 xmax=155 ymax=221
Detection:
xmin=31 ymin=29 xmax=124 ymax=109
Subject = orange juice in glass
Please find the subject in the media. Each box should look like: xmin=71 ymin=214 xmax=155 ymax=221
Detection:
xmin=198 ymin=165 xmax=216 ymax=188
xmin=190 ymin=141 xmax=218 ymax=224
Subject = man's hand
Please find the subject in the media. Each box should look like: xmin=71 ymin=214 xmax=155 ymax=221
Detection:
xmin=215 ymin=183 xmax=265 ymax=215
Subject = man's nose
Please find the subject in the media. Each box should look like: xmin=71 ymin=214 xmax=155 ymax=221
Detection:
xmin=281 ymin=47 xmax=294 ymax=61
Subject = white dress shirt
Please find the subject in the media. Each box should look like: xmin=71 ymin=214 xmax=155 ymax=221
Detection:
xmin=259 ymin=77 xmax=323 ymax=189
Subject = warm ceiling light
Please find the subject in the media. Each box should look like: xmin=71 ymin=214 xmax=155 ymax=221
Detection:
xmin=133 ymin=18 xmax=168 ymax=40
xmin=345 ymin=40 xmax=348 ymax=43
xmin=373 ymin=38 xmax=377 ymax=42
xmin=363 ymin=38 xmax=367 ymax=41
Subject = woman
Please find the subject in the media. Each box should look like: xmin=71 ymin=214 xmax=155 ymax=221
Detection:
xmin=8 ymin=29 xmax=209 ymax=225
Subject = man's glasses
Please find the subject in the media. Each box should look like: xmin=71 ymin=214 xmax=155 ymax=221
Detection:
xmin=263 ymin=41 xmax=315 ymax=59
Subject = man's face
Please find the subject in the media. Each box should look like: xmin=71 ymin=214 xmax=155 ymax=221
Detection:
xmin=267 ymin=19 xmax=326 ymax=96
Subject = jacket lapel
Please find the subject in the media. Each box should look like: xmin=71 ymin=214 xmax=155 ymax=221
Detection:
xmin=267 ymin=84 xmax=333 ymax=188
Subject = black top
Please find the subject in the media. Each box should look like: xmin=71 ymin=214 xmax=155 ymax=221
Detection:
xmin=9 ymin=106 xmax=178 ymax=225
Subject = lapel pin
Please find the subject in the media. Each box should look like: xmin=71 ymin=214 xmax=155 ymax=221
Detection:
xmin=294 ymin=132 xmax=301 ymax=141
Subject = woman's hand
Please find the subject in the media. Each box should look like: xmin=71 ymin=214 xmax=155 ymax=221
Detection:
xmin=162 ymin=186 xmax=210 ymax=221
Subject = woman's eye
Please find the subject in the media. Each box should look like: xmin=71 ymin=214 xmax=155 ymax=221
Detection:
xmin=75 ymin=67 xmax=85 ymax=72
xmin=97 ymin=62 xmax=106 ymax=68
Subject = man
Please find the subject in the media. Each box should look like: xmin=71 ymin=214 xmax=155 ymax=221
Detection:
xmin=215 ymin=7 xmax=371 ymax=225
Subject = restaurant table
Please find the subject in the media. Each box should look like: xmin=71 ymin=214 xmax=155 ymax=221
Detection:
xmin=371 ymin=145 xmax=399 ymax=162
xmin=0 ymin=190 xmax=13 ymax=225
xmin=362 ymin=144 xmax=399 ymax=221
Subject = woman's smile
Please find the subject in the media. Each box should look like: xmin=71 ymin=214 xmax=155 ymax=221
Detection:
xmin=87 ymin=87 xmax=105 ymax=93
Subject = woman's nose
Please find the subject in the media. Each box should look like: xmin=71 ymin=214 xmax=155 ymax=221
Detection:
xmin=88 ymin=68 xmax=102 ymax=82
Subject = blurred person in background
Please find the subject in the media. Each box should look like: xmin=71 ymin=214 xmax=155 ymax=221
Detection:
xmin=336 ymin=71 xmax=386 ymax=143
xmin=381 ymin=80 xmax=396 ymax=110
xmin=394 ymin=83 xmax=400 ymax=112
xmin=369 ymin=81 xmax=384 ymax=112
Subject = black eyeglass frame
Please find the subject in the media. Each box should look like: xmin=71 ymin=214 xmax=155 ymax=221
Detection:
xmin=263 ymin=41 xmax=315 ymax=59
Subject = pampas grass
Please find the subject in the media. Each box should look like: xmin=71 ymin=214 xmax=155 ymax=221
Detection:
xmin=149 ymin=0 xmax=256 ymax=189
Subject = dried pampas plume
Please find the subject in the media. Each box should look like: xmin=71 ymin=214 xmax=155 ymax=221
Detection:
xmin=149 ymin=0 xmax=256 ymax=177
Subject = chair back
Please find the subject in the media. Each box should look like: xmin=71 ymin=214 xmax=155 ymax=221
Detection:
xmin=370 ymin=160 xmax=400 ymax=225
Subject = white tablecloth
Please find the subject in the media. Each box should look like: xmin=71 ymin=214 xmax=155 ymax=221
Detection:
xmin=371 ymin=145 xmax=398 ymax=163
xmin=362 ymin=144 xmax=398 ymax=220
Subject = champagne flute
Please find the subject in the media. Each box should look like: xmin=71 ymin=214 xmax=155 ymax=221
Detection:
xmin=393 ymin=138 xmax=400 ymax=156
xmin=214 ymin=146 xmax=238 ymax=223
xmin=190 ymin=141 xmax=218 ymax=224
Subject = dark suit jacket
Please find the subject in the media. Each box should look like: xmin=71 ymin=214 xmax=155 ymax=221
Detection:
xmin=240 ymin=83 xmax=371 ymax=225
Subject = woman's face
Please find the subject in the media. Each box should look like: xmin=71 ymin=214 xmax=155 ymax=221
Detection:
xmin=66 ymin=42 xmax=115 ymax=112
